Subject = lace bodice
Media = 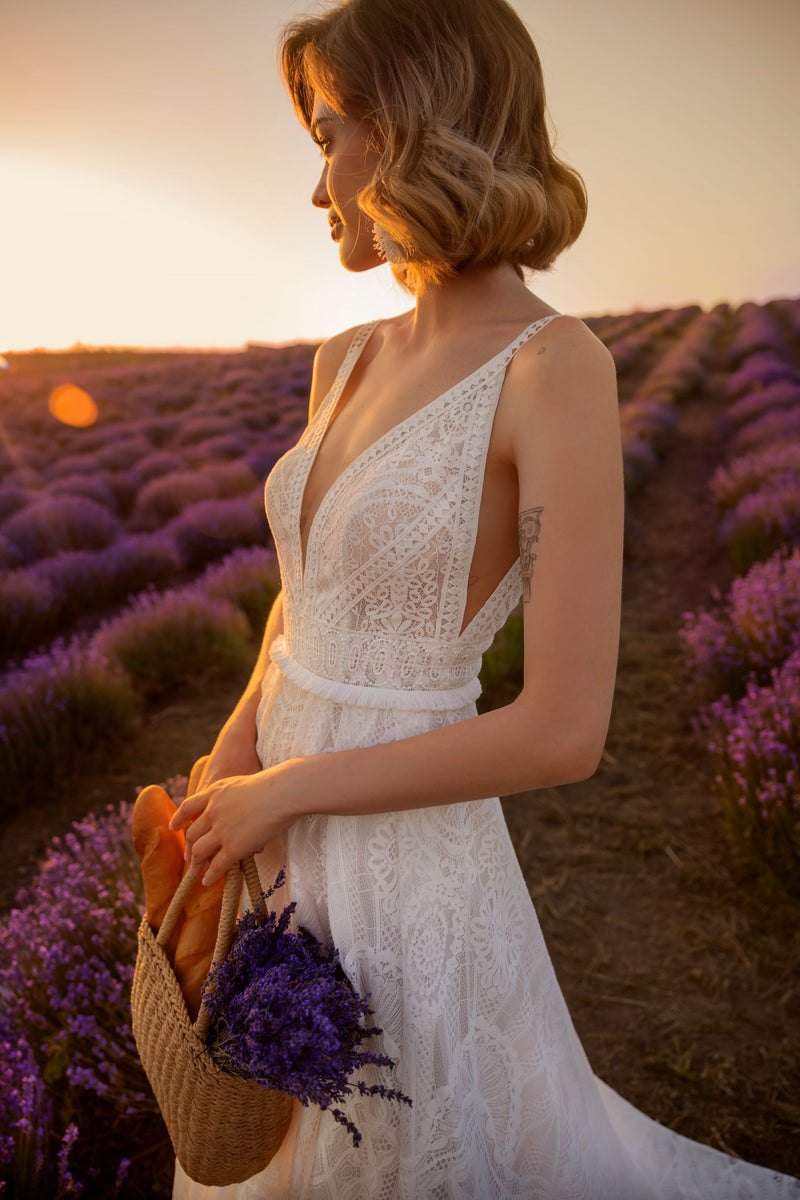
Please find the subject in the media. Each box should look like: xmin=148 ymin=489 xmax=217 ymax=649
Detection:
xmin=264 ymin=315 xmax=563 ymax=709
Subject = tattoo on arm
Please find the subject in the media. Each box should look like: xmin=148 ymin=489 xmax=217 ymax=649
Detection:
xmin=518 ymin=506 xmax=544 ymax=603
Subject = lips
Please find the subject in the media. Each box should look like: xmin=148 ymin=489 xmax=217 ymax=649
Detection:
xmin=330 ymin=220 xmax=343 ymax=241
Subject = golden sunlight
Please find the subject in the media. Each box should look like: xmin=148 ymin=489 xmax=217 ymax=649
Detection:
xmin=48 ymin=383 xmax=98 ymax=427
xmin=0 ymin=156 xmax=282 ymax=351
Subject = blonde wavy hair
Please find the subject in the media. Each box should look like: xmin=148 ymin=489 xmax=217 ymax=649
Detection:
xmin=280 ymin=0 xmax=588 ymax=295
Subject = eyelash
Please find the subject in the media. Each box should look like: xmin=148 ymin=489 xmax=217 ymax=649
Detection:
xmin=315 ymin=139 xmax=331 ymax=157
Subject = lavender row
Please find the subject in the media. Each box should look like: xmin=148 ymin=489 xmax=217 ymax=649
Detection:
xmin=0 ymin=345 xmax=299 ymax=658
xmin=617 ymin=305 xmax=729 ymax=494
xmin=0 ymin=799 xmax=174 ymax=1196
xmin=585 ymin=305 xmax=685 ymax=372
xmin=0 ymin=343 xmax=311 ymax=593
xmin=605 ymin=304 xmax=703 ymax=378
xmin=681 ymin=296 xmax=800 ymax=884
xmin=0 ymin=492 xmax=273 ymax=664
xmin=709 ymin=304 xmax=800 ymax=574
xmin=0 ymin=546 xmax=279 ymax=812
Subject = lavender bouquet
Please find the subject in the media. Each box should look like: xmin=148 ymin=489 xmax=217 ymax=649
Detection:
xmin=200 ymin=868 xmax=411 ymax=1147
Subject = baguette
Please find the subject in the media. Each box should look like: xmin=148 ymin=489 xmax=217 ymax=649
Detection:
xmin=173 ymin=870 xmax=227 ymax=1021
xmin=173 ymin=753 xmax=226 ymax=1022
xmin=131 ymin=784 xmax=186 ymax=939
xmin=132 ymin=757 xmax=229 ymax=1021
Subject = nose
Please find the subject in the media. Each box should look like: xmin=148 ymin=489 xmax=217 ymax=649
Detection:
xmin=311 ymin=163 xmax=330 ymax=209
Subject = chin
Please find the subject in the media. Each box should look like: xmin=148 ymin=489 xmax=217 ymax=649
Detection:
xmin=340 ymin=250 xmax=385 ymax=274
xmin=338 ymin=233 xmax=385 ymax=274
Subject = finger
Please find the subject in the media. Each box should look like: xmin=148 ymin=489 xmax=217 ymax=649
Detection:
xmin=170 ymin=790 xmax=210 ymax=831
xmin=187 ymin=828 xmax=221 ymax=872
xmin=201 ymin=847 xmax=235 ymax=889
xmin=183 ymin=812 xmax=212 ymax=857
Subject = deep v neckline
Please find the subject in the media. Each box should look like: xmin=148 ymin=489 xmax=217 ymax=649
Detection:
xmin=297 ymin=314 xmax=560 ymax=589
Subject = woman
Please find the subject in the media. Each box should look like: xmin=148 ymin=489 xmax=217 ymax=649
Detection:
xmin=170 ymin=1 xmax=799 ymax=1196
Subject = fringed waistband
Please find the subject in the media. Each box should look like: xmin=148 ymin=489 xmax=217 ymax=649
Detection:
xmin=269 ymin=636 xmax=482 ymax=711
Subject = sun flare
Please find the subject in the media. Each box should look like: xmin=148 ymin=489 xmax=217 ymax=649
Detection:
xmin=48 ymin=383 xmax=98 ymax=428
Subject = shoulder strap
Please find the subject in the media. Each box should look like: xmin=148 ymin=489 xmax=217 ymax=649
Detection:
xmin=493 ymin=313 xmax=566 ymax=373
xmin=328 ymin=320 xmax=381 ymax=406
xmin=306 ymin=320 xmax=380 ymax=429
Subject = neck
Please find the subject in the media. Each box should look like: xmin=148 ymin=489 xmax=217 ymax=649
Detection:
xmin=402 ymin=261 xmax=537 ymax=343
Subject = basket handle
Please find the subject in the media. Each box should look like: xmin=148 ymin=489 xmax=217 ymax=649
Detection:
xmin=156 ymin=854 xmax=264 ymax=950
xmin=155 ymin=853 xmax=266 ymax=1042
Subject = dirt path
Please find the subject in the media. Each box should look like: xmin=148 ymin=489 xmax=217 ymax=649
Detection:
xmin=503 ymin=378 xmax=800 ymax=1176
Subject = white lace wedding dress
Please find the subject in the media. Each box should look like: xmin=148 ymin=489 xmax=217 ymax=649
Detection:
xmin=173 ymin=316 xmax=799 ymax=1199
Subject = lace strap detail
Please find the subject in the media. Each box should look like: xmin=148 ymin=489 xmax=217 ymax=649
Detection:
xmin=319 ymin=321 xmax=381 ymax=422
xmin=491 ymin=313 xmax=565 ymax=373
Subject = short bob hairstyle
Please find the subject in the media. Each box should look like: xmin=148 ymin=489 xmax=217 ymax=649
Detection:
xmin=280 ymin=0 xmax=588 ymax=294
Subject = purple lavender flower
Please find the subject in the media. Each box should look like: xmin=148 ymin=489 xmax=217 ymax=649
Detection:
xmin=621 ymin=435 xmax=659 ymax=494
xmin=175 ymin=414 xmax=230 ymax=447
xmin=168 ymin=497 xmax=267 ymax=570
xmin=0 ymin=532 xmax=182 ymax=661
xmin=718 ymin=478 xmax=800 ymax=573
xmin=45 ymin=453 xmax=100 ymax=482
xmin=769 ymin=297 xmax=800 ymax=342
xmin=199 ymin=460 xmax=258 ymax=498
xmin=132 ymin=449 xmax=185 ymax=483
xmin=620 ymin=393 xmax=679 ymax=453
xmin=0 ymin=802 xmax=163 ymax=1194
xmin=184 ymin=434 xmax=249 ymax=463
xmin=2 ymin=495 xmax=120 ymax=564
xmin=723 ymin=379 xmax=800 ymax=433
xmin=681 ymin=547 xmax=800 ymax=703
xmin=203 ymin=870 xmax=412 ymax=1148
xmin=0 ymin=567 xmax=59 ymax=656
xmin=702 ymin=650 xmax=800 ymax=885
xmin=727 ymin=302 xmax=787 ymax=366
xmin=94 ymin=435 xmax=152 ymax=472
xmin=93 ymin=583 xmax=251 ymax=703
xmin=46 ymin=472 xmax=119 ymax=512
xmin=0 ymin=484 xmax=33 ymax=521
xmin=202 ymin=545 xmax=279 ymax=635
xmin=730 ymin=406 xmax=800 ymax=456
xmin=131 ymin=470 xmax=218 ymax=529
xmin=710 ymin=444 xmax=800 ymax=513
xmin=136 ymin=416 xmax=180 ymax=448
xmin=0 ymin=635 xmax=138 ymax=809
xmin=725 ymin=350 xmax=800 ymax=400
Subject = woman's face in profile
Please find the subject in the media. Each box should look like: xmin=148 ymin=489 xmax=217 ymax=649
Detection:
xmin=309 ymin=93 xmax=383 ymax=274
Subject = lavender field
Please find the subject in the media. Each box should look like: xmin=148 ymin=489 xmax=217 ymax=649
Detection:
xmin=1 ymin=297 xmax=799 ymax=1196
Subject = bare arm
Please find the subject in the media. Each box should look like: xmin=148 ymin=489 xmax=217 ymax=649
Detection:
xmin=196 ymin=590 xmax=284 ymax=786
xmin=175 ymin=319 xmax=625 ymax=883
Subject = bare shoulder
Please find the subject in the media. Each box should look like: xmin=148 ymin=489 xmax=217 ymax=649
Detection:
xmin=502 ymin=314 xmax=618 ymax=441
xmin=307 ymin=323 xmax=364 ymax=422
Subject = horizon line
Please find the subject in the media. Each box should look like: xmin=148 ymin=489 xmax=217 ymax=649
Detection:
xmin=4 ymin=293 xmax=796 ymax=358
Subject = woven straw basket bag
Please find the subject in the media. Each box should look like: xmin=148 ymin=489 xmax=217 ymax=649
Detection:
xmin=131 ymin=853 xmax=293 ymax=1186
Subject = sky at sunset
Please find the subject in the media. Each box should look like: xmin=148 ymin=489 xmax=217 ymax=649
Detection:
xmin=2 ymin=0 xmax=798 ymax=352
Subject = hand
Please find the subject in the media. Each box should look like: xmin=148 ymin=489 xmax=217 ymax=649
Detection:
xmin=169 ymin=759 xmax=304 ymax=888
xmin=196 ymin=732 xmax=264 ymax=794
